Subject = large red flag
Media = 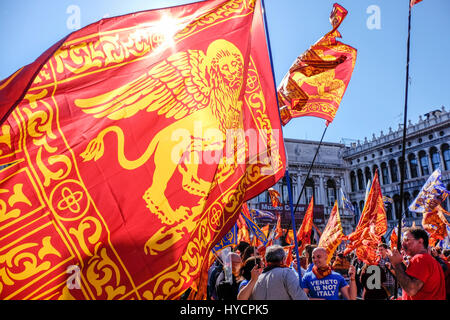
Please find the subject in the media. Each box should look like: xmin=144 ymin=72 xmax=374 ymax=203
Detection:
xmin=0 ymin=0 xmax=285 ymax=300
xmin=344 ymin=171 xmax=387 ymax=265
xmin=410 ymin=0 xmax=423 ymax=7
xmin=318 ymin=201 xmax=345 ymax=264
xmin=277 ymin=3 xmax=357 ymax=126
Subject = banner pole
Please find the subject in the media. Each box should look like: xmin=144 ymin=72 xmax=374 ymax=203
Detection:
xmin=396 ymin=1 xmax=413 ymax=299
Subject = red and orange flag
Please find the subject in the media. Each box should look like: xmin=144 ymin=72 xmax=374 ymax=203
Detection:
xmin=410 ymin=0 xmax=423 ymax=7
xmin=422 ymin=205 xmax=450 ymax=247
xmin=274 ymin=213 xmax=283 ymax=240
xmin=297 ymin=196 xmax=314 ymax=251
xmin=344 ymin=171 xmax=387 ymax=264
xmin=277 ymin=3 xmax=357 ymax=126
xmin=390 ymin=228 xmax=398 ymax=251
xmin=0 ymin=0 xmax=286 ymax=300
xmin=318 ymin=201 xmax=345 ymax=264
xmin=268 ymin=188 xmax=281 ymax=207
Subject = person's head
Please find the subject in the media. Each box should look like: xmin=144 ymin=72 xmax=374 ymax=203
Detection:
xmin=402 ymin=227 xmax=428 ymax=256
xmin=377 ymin=243 xmax=388 ymax=258
xmin=304 ymin=244 xmax=317 ymax=265
xmin=265 ymin=245 xmax=286 ymax=265
xmin=443 ymin=249 xmax=450 ymax=258
xmin=235 ymin=241 xmax=250 ymax=257
xmin=312 ymin=247 xmax=328 ymax=268
xmin=241 ymin=246 xmax=256 ymax=263
xmin=230 ymin=252 xmax=242 ymax=277
xmin=240 ymin=256 xmax=263 ymax=280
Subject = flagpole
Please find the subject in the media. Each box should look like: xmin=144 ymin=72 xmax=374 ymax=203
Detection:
xmin=396 ymin=0 xmax=413 ymax=299
xmin=291 ymin=124 xmax=329 ymax=223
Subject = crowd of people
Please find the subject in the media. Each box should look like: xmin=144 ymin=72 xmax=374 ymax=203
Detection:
xmin=205 ymin=226 xmax=449 ymax=300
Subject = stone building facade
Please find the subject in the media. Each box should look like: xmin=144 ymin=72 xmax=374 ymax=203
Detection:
xmin=342 ymin=106 xmax=450 ymax=234
xmin=248 ymin=106 xmax=450 ymax=237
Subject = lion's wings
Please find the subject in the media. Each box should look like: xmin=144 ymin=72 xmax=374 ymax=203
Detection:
xmin=74 ymin=50 xmax=210 ymax=120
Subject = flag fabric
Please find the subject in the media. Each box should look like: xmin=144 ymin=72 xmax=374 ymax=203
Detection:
xmin=0 ymin=0 xmax=286 ymax=300
xmin=277 ymin=3 xmax=357 ymax=126
xmin=409 ymin=169 xmax=449 ymax=214
xmin=237 ymin=214 xmax=251 ymax=244
xmin=242 ymin=213 xmax=269 ymax=246
xmin=318 ymin=201 xmax=345 ymax=265
xmin=250 ymin=209 xmax=277 ymax=224
xmin=438 ymin=225 xmax=450 ymax=250
xmin=212 ymin=223 xmax=238 ymax=253
xmin=297 ymin=196 xmax=314 ymax=250
xmin=364 ymin=179 xmax=372 ymax=203
xmin=344 ymin=172 xmax=387 ymax=265
xmin=422 ymin=205 xmax=450 ymax=247
xmin=410 ymin=0 xmax=423 ymax=7
xmin=273 ymin=213 xmax=283 ymax=240
xmin=382 ymin=196 xmax=394 ymax=207
xmin=340 ymin=188 xmax=355 ymax=214
xmin=389 ymin=228 xmax=398 ymax=251
xmin=268 ymin=188 xmax=282 ymax=207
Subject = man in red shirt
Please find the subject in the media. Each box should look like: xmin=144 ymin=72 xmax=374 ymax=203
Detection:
xmin=388 ymin=227 xmax=446 ymax=300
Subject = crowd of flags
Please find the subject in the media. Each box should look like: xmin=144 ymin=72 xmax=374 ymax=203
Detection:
xmin=0 ymin=0 xmax=444 ymax=301
xmin=214 ymin=167 xmax=450 ymax=268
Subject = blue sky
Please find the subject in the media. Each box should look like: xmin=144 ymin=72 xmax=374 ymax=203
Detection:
xmin=1 ymin=0 xmax=449 ymax=144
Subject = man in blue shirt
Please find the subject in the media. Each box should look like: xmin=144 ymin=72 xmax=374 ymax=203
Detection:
xmin=301 ymin=247 xmax=357 ymax=300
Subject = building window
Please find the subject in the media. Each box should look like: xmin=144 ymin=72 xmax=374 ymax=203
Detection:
xmin=419 ymin=150 xmax=430 ymax=176
xmin=365 ymin=167 xmax=372 ymax=183
xmin=430 ymin=147 xmax=440 ymax=171
xmin=372 ymin=165 xmax=379 ymax=176
xmin=359 ymin=200 xmax=365 ymax=213
xmin=442 ymin=144 xmax=450 ymax=170
xmin=305 ymin=178 xmax=315 ymax=204
xmin=350 ymin=171 xmax=357 ymax=192
xmin=404 ymin=192 xmax=411 ymax=218
xmin=389 ymin=159 xmax=399 ymax=183
xmin=408 ymin=154 xmax=418 ymax=178
xmin=381 ymin=162 xmax=389 ymax=185
xmin=327 ymin=180 xmax=337 ymax=207
xmin=357 ymin=169 xmax=365 ymax=191
xmin=399 ymin=156 xmax=408 ymax=180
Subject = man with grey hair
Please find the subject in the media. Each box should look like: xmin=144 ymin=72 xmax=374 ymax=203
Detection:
xmin=248 ymin=245 xmax=308 ymax=300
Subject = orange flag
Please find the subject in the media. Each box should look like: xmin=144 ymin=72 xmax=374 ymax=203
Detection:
xmin=318 ymin=201 xmax=345 ymax=264
xmin=268 ymin=188 xmax=281 ymax=207
xmin=344 ymin=171 xmax=387 ymax=264
xmin=274 ymin=213 xmax=283 ymax=240
xmin=422 ymin=205 xmax=450 ymax=247
xmin=390 ymin=228 xmax=398 ymax=251
xmin=237 ymin=214 xmax=251 ymax=244
xmin=285 ymin=229 xmax=295 ymax=245
xmin=297 ymin=196 xmax=314 ymax=251
xmin=0 ymin=0 xmax=286 ymax=300
xmin=277 ymin=3 xmax=357 ymax=126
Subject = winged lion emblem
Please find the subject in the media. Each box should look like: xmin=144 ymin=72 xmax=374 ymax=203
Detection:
xmin=75 ymin=39 xmax=246 ymax=254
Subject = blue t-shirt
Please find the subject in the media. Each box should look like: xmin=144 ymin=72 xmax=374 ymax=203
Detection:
xmin=301 ymin=271 xmax=348 ymax=300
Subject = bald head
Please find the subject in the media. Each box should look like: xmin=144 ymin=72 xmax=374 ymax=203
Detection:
xmin=312 ymin=247 xmax=328 ymax=268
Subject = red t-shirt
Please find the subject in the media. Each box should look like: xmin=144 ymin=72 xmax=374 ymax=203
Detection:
xmin=402 ymin=253 xmax=446 ymax=300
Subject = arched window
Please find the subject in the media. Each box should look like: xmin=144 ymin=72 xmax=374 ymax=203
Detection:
xmin=372 ymin=165 xmax=379 ymax=176
xmin=399 ymin=156 xmax=408 ymax=180
xmin=385 ymin=201 xmax=393 ymax=220
xmin=352 ymin=202 xmax=358 ymax=214
xmin=389 ymin=159 xmax=399 ymax=183
xmin=393 ymin=195 xmax=401 ymax=219
xmin=327 ymin=179 xmax=336 ymax=207
xmin=305 ymin=178 xmax=315 ymax=204
xmin=357 ymin=169 xmax=365 ymax=191
xmin=404 ymin=192 xmax=411 ymax=218
xmin=430 ymin=147 xmax=440 ymax=171
xmin=442 ymin=144 xmax=450 ymax=170
xmin=408 ymin=154 xmax=418 ymax=178
xmin=365 ymin=167 xmax=372 ymax=184
xmin=419 ymin=151 xmax=430 ymax=176
xmin=350 ymin=171 xmax=357 ymax=192
xmin=381 ymin=162 xmax=389 ymax=185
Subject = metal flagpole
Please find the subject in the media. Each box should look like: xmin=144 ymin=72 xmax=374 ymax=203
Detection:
xmin=395 ymin=0 xmax=413 ymax=299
